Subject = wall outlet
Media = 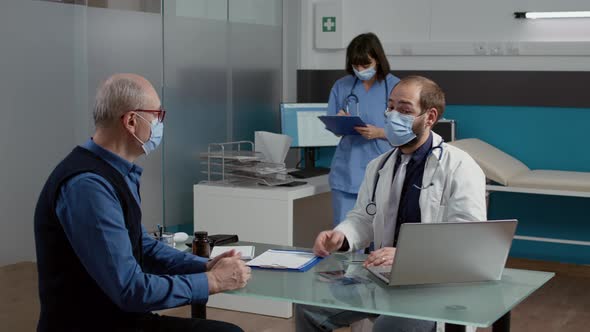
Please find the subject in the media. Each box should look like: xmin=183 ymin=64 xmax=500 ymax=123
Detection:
xmin=400 ymin=43 xmax=413 ymax=56
xmin=473 ymin=42 xmax=487 ymax=55
xmin=505 ymin=42 xmax=520 ymax=55
xmin=488 ymin=42 xmax=503 ymax=56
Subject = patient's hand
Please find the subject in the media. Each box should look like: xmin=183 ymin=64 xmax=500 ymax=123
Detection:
xmin=206 ymin=255 xmax=251 ymax=294
xmin=313 ymin=230 xmax=346 ymax=257
xmin=207 ymin=249 xmax=239 ymax=271
xmin=364 ymin=247 xmax=396 ymax=267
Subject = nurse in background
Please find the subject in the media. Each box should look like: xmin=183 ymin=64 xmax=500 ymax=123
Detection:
xmin=328 ymin=32 xmax=400 ymax=226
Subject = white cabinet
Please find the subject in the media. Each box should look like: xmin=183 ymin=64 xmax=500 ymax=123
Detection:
xmin=194 ymin=175 xmax=333 ymax=317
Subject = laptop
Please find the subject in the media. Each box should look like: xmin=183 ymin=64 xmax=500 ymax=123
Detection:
xmin=367 ymin=220 xmax=517 ymax=286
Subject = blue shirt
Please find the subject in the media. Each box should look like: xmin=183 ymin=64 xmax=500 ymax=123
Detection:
xmin=391 ymin=132 xmax=433 ymax=246
xmin=55 ymin=139 xmax=209 ymax=313
xmin=328 ymin=74 xmax=400 ymax=194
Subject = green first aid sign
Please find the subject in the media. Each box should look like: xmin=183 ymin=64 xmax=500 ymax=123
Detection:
xmin=322 ymin=17 xmax=336 ymax=32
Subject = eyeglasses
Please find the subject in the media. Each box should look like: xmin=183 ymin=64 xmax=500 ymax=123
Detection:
xmin=383 ymin=107 xmax=427 ymax=118
xmin=132 ymin=109 xmax=166 ymax=123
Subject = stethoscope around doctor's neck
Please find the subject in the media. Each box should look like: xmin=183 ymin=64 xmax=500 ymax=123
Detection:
xmin=344 ymin=77 xmax=389 ymax=116
xmin=365 ymin=142 xmax=444 ymax=216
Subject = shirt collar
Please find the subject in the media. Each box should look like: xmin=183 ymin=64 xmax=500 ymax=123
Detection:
xmin=81 ymin=138 xmax=143 ymax=178
xmin=399 ymin=131 xmax=433 ymax=164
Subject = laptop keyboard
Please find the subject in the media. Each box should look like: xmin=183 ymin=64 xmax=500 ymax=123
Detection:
xmin=380 ymin=272 xmax=391 ymax=280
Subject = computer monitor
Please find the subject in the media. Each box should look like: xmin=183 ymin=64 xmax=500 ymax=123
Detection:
xmin=280 ymin=103 xmax=340 ymax=178
xmin=280 ymin=103 xmax=340 ymax=147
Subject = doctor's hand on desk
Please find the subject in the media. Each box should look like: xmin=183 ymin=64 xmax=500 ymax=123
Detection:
xmin=364 ymin=247 xmax=396 ymax=267
xmin=313 ymin=230 xmax=347 ymax=257
xmin=354 ymin=125 xmax=385 ymax=140
xmin=206 ymin=254 xmax=251 ymax=294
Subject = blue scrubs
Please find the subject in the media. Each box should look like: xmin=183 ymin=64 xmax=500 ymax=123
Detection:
xmin=328 ymin=73 xmax=399 ymax=226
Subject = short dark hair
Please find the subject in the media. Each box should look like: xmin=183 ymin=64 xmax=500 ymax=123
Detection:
xmin=345 ymin=33 xmax=390 ymax=81
xmin=398 ymin=75 xmax=446 ymax=122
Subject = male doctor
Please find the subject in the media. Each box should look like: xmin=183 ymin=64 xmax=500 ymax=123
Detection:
xmin=296 ymin=75 xmax=487 ymax=332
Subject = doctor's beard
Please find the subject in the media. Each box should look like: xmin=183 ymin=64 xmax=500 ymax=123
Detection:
xmin=400 ymin=116 xmax=430 ymax=150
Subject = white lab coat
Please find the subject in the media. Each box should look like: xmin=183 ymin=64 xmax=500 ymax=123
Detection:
xmin=335 ymin=132 xmax=487 ymax=250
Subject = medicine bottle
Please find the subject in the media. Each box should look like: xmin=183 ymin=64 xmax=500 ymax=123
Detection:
xmin=193 ymin=231 xmax=210 ymax=258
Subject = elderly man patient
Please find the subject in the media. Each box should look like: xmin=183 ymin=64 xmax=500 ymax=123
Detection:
xmin=296 ymin=76 xmax=487 ymax=332
xmin=34 ymin=74 xmax=250 ymax=332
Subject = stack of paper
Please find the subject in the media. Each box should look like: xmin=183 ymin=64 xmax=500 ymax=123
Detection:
xmin=255 ymin=131 xmax=292 ymax=164
xmin=246 ymin=249 xmax=320 ymax=271
xmin=210 ymin=246 xmax=255 ymax=260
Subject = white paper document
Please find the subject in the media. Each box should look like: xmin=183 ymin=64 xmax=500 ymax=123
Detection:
xmin=246 ymin=249 xmax=317 ymax=269
xmin=210 ymin=246 xmax=255 ymax=260
xmin=255 ymin=131 xmax=292 ymax=164
xmin=295 ymin=111 xmax=340 ymax=147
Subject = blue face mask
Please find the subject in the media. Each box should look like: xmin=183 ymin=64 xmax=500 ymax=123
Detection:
xmin=384 ymin=111 xmax=417 ymax=147
xmin=353 ymin=66 xmax=376 ymax=81
xmin=133 ymin=113 xmax=164 ymax=156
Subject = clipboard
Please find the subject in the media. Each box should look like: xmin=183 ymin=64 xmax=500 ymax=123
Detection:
xmin=246 ymin=249 xmax=322 ymax=272
xmin=318 ymin=115 xmax=367 ymax=136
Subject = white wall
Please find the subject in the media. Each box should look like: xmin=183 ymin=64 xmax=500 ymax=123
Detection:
xmin=298 ymin=0 xmax=590 ymax=72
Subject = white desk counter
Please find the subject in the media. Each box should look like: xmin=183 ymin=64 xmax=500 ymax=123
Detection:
xmin=193 ymin=175 xmax=333 ymax=317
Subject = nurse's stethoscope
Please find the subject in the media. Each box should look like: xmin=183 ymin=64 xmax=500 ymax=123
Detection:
xmin=365 ymin=142 xmax=444 ymax=216
xmin=344 ymin=77 xmax=389 ymax=116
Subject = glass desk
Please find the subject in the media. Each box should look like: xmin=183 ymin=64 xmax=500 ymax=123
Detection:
xmin=201 ymin=242 xmax=553 ymax=332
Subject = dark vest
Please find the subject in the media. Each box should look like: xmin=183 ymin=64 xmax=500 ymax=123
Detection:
xmin=34 ymin=146 xmax=143 ymax=331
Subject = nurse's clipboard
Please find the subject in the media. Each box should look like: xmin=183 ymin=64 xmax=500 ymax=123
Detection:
xmin=318 ymin=115 xmax=367 ymax=136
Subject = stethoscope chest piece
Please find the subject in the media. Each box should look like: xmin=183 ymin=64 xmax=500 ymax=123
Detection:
xmin=366 ymin=202 xmax=377 ymax=216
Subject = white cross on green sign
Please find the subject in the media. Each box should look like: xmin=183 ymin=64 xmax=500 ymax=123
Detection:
xmin=322 ymin=17 xmax=336 ymax=32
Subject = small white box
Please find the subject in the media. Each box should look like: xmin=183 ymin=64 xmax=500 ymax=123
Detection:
xmin=210 ymin=246 xmax=255 ymax=260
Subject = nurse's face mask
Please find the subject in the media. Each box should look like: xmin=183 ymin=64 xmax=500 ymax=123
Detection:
xmin=353 ymin=66 xmax=376 ymax=81
xmin=352 ymin=56 xmax=378 ymax=81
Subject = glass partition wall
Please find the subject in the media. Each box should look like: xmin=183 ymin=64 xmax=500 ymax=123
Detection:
xmin=0 ymin=0 xmax=165 ymax=264
xmin=0 ymin=0 xmax=282 ymax=265
xmin=163 ymin=0 xmax=284 ymax=231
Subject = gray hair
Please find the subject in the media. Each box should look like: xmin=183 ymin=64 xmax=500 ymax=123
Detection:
xmin=93 ymin=77 xmax=149 ymax=127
